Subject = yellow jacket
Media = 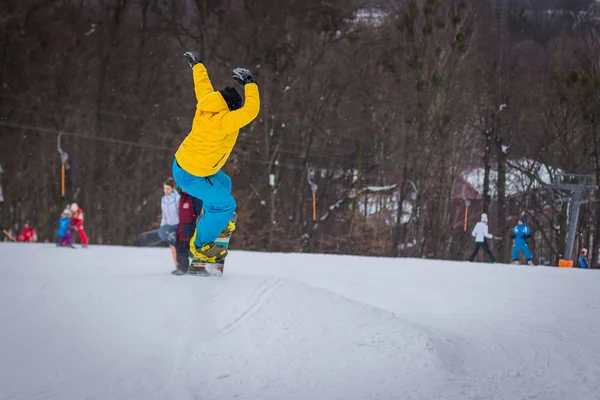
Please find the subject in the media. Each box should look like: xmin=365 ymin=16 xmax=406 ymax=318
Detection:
xmin=175 ymin=63 xmax=260 ymax=177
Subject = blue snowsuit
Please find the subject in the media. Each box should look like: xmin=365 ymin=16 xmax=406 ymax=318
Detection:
xmin=57 ymin=216 xmax=71 ymax=237
xmin=512 ymin=222 xmax=532 ymax=261
xmin=579 ymin=254 xmax=590 ymax=269
xmin=172 ymin=159 xmax=235 ymax=247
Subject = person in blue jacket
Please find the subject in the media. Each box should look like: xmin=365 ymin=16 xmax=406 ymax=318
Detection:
xmin=56 ymin=208 xmax=73 ymax=247
xmin=579 ymin=248 xmax=590 ymax=269
xmin=511 ymin=217 xmax=534 ymax=265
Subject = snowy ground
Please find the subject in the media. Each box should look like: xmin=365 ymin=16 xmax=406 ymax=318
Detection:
xmin=1 ymin=243 xmax=599 ymax=400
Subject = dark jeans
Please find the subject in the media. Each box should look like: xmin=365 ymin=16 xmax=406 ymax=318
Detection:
xmin=158 ymin=224 xmax=177 ymax=246
xmin=175 ymin=240 xmax=191 ymax=272
xmin=469 ymin=240 xmax=496 ymax=263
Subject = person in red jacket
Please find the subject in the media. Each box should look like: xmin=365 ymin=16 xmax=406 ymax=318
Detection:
xmin=69 ymin=203 xmax=88 ymax=247
xmin=18 ymin=223 xmax=37 ymax=242
xmin=172 ymin=191 xmax=203 ymax=275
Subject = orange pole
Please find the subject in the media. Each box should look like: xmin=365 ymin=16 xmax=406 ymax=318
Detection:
xmin=61 ymin=163 xmax=65 ymax=197
xmin=463 ymin=207 xmax=469 ymax=232
xmin=312 ymin=193 xmax=316 ymax=221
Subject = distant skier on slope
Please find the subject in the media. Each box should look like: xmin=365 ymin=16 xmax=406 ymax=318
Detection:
xmin=468 ymin=213 xmax=501 ymax=263
xmin=172 ymin=51 xmax=260 ymax=264
xmin=70 ymin=203 xmax=88 ymax=247
xmin=17 ymin=223 xmax=37 ymax=242
xmin=511 ymin=217 xmax=534 ymax=265
xmin=579 ymin=248 xmax=590 ymax=269
xmin=56 ymin=208 xmax=74 ymax=247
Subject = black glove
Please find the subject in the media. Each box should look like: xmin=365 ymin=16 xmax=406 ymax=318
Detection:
xmin=232 ymin=67 xmax=255 ymax=85
xmin=183 ymin=52 xmax=201 ymax=68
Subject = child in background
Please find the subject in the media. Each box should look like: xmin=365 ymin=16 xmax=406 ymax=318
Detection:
xmin=57 ymin=209 xmax=74 ymax=247
xmin=579 ymin=248 xmax=590 ymax=269
xmin=70 ymin=203 xmax=88 ymax=247
xmin=159 ymin=178 xmax=180 ymax=267
xmin=172 ymin=190 xmax=203 ymax=275
xmin=18 ymin=223 xmax=37 ymax=242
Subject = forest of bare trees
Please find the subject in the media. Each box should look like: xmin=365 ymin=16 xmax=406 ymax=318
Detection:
xmin=2 ymin=0 xmax=600 ymax=265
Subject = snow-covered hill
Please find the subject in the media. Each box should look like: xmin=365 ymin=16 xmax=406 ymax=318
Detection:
xmin=1 ymin=243 xmax=599 ymax=400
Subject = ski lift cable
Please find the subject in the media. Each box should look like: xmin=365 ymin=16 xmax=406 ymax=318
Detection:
xmin=1 ymin=120 xmax=387 ymax=181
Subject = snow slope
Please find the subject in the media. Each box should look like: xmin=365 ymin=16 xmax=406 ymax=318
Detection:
xmin=1 ymin=243 xmax=599 ymax=400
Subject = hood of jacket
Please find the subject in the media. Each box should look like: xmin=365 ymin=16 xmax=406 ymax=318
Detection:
xmin=197 ymin=91 xmax=229 ymax=113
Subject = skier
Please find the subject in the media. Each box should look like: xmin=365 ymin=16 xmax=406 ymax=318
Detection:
xmin=579 ymin=248 xmax=590 ymax=269
xmin=158 ymin=177 xmax=180 ymax=266
xmin=172 ymin=51 xmax=260 ymax=264
xmin=468 ymin=213 xmax=501 ymax=263
xmin=172 ymin=190 xmax=203 ymax=276
xmin=17 ymin=223 xmax=37 ymax=242
xmin=511 ymin=217 xmax=534 ymax=265
xmin=56 ymin=209 xmax=74 ymax=247
xmin=69 ymin=203 xmax=88 ymax=247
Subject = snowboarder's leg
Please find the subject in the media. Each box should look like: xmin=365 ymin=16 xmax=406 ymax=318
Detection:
xmin=173 ymin=160 xmax=234 ymax=262
xmin=173 ymin=161 xmax=236 ymax=246
xmin=468 ymin=243 xmax=481 ymax=262
xmin=482 ymin=241 xmax=496 ymax=263
xmin=194 ymin=190 xmax=235 ymax=243
xmin=211 ymin=169 xmax=232 ymax=193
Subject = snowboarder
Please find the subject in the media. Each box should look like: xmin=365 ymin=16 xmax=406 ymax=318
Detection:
xmin=69 ymin=203 xmax=88 ymax=247
xmin=468 ymin=213 xmax=501 ymax=263
xmin=172 ymin=51 xmax=260 ymax=264
xmin=17 ymin=223 xmax=37 ymax=242
xmin=158 ymin=177 xmax=180 ymax=266
xmin=579 ymin=248 xmax=590 ymax=269
xmin=56 ymin=209 xmax=74 ymax=247
xmin=172 ymin=190 xmax=203 ymax=276
xmin=511 ymin=217 xmax=534 ymax=265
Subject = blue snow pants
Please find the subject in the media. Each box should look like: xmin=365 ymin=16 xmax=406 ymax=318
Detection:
xmin=512 ymin=240 xmax=532 ymax=261
xmin=172 ymin=159 xmax=236 ymax=247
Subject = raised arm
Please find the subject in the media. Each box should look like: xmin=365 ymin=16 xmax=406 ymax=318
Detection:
xmin=184 ymin=52 xmax=214 ymax=101
xmin=192 ymin=64 xmax=215 ymax=101
xmin=220 ymin=83 xmax=260 ymax=132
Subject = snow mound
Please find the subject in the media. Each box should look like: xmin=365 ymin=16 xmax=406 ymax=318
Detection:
xmin=1 ymin=243 xmax=600 ymax=400
xmin=0 ymin=244 xmax=442 ymax=400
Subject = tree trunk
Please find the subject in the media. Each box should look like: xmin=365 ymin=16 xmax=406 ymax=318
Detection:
xmin=496 ymin=136 xmax=507 ymax=262
xmin=483 ymin=131 xmax=492 ymax=214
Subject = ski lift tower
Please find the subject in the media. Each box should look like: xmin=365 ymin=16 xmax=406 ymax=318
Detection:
xmin=548 ymin=173 xmax=597 ymax=261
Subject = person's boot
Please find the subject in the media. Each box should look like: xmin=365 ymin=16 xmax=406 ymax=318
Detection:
xmin=220 ymin=212 xmax=237 ymax=238
xmin=189 ymin=229 xmax=227 ymax=263
xmin=172 ymin=269 xmax=186 ymax=276
xmin=528 ymin=260 xmax=534 ymax=266
xmin=190 ymin=242 xmax=228 ymax=263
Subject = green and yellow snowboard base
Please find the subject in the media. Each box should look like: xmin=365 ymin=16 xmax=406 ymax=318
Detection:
xmin=188 ymin=232 xmax=230 ymax=277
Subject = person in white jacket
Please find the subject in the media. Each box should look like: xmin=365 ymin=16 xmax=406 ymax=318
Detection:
xmin=468 ymin=213 xmax=501 ymax=263
xmin=158 ymin=177 xmax=181 ymax=246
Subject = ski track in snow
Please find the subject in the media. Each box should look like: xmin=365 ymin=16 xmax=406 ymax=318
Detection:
xmin=0 ymin=243 xmax=599 ymax=400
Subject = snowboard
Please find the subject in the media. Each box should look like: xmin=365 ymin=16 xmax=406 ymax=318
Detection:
xmin=187 ymin=231 xmax=231 ymax=276
xmin=137 ymin=229 xmax=162 ymax=247
xmin=188 ymin=214 xmax=235 ymax=277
